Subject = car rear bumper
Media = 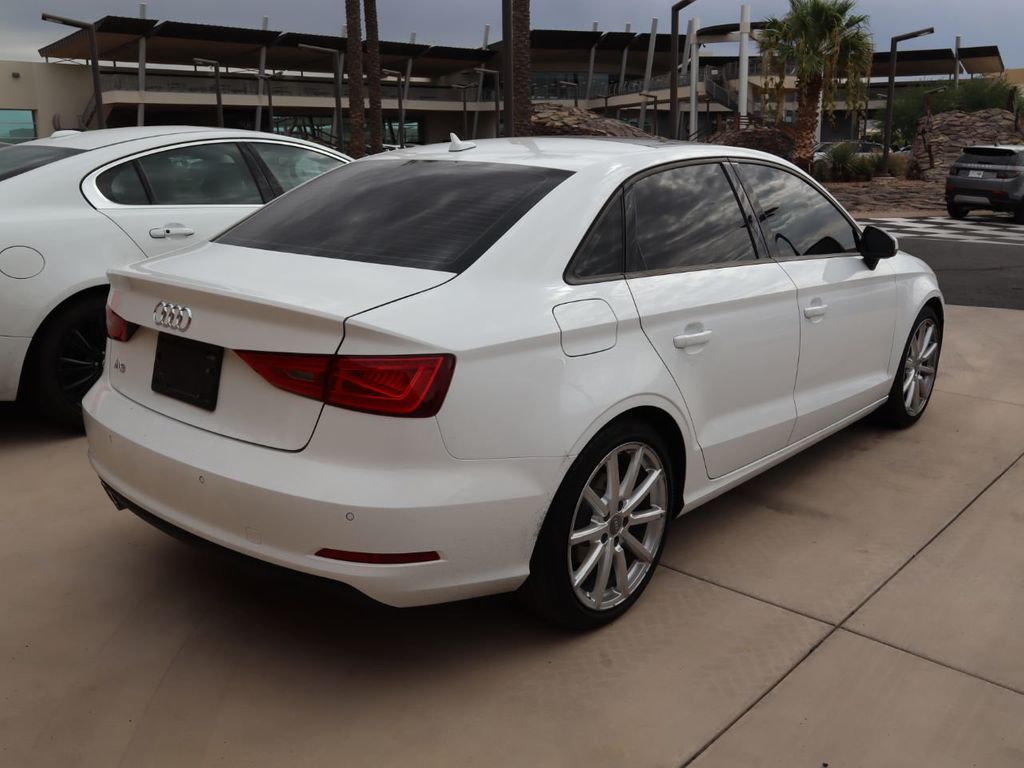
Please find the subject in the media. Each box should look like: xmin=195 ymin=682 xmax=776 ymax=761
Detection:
xmin=83 ymin=378 xmax=567 ymax=607
xmin=0 ymin=335 xmax=31 ymax=401
xmin=946 ymin=177 xmax=1024 ymax=211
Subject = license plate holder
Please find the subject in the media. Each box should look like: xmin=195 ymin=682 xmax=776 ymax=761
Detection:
xmin=151 ymin=333 xmax=224 ymax=411
xmin=968 ymin=169 xmax=985 ymax=179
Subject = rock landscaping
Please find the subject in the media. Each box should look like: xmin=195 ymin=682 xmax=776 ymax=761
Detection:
xmin=913 ymin=107 xmax=1024 ymax=181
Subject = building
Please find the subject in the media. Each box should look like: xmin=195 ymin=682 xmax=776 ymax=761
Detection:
xmin=0 ymin=9 xmax=1007 ymax=146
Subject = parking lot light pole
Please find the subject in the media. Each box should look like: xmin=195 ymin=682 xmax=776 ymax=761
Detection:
xmin=42 ymin=13 xmax=105 ymax=129
xmin=452 ymin=82 xmax=474 ymax=137
xmin=669 ymin=0 xmax=698 ymax=141
xmin=256 ymin=72 xmax=277 ymax=132
xmin=381 ymin=68 xmax=405 ymax=147
xmin=193 ymin=58 xmax=224 ymax=127
xmin=298 ymin=43 xmax=345 ymax=150
xmin=474 ymin=67 xmax=501 ymax=138
xmin=883 ymin=26 xmax=934 ymax=173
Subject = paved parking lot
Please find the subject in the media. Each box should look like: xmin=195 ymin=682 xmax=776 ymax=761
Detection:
xmin=2 ymin=303 xmax=1024 ymax=767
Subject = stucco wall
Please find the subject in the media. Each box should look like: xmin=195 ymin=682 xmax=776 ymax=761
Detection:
xmin=0 ymin=60 xmax=93 ymax=137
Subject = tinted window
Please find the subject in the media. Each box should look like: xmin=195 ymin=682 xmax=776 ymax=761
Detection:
xmin=250 ymin=142 xmax=343 ymax=192
xmin=137 ymin=143 xmax=262 ymax=205
xmin=737 ymin=163 xmax=857 ymax=257
xmin=569 ymin=192 xmax=624 ymax=279
xmin=96 ymin=162 xmax=149 ymax=205
xmin=958 ymin=148 xmax=1022 ymax=166
xmin=219 ymin=159 xmax=571 ymax=273
xmin=631 ymin=163 xmax=756 ymax=271
xmin=0 ymin=145 xmax=84 ymax=183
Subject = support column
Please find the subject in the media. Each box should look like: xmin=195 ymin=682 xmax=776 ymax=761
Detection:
xmin=255 ymin=15 xmax=269 ymax=130
xmin=585 ymin=21 xmax=601 ymax=102
xmin=618 ymin=23 xmax=632 ymax=96
xmin=688 ymin=17 xmax=700 ymax=139
xmin=472 ymin=25 xmax=490 ymax=139
xmin=638 ymin=17 xmax=657 ymax=132
xmin=136 ymin=3 xmax=146 ymax=126
xmin=954 ymin=35 xmax=961 ymax=88
xmin=738 ymin=4 xmax=750 ymax=121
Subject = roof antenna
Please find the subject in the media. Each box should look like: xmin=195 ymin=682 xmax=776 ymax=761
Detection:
xmin=449 ymin=133 xmax=477 ymax=152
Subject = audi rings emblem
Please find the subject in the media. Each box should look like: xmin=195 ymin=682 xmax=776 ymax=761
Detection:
xmin=153 ymin=301 xmax=193 ymax=332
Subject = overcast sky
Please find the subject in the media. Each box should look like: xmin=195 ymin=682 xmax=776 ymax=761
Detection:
xmin=2 ymin=0 xmax=1021 ymax=66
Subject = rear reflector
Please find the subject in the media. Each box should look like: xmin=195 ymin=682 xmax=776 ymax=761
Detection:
xmin=236 ymin=352 xmax=455 ymax=418
xmin=315 ymin=548 xmax=441 ymax=564
xmin=105 ymin=306 xmax=138 ymax=342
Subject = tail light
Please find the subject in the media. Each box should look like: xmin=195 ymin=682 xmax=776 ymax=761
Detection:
xmin=105 ymin=306 xmax=138 ymax=342
xmin=236 ymin=351 xmax=455 ymax=418
xmin=996 ymin=170 xmax=1021 ymax=179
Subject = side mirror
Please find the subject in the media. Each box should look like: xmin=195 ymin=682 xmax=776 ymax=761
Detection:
xmin=859 ymin=224 xmax=898 ymax=270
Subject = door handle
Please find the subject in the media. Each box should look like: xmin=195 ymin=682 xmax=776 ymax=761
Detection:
xmin=149 ymin=224 xmax=195 ymax=239
xmin=803 ymin=302 xmax=829 ymax=319
xmin=673 ymin=329 xmax=713 ymax=349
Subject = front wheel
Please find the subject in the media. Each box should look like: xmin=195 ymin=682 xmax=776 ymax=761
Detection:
xmin=876 ymin=307 xmax=942 ymax=428
xmin=522 ymin=419 xmax=677 ymax=630
xmin=26 ymin=293 xmax=107 ymax=430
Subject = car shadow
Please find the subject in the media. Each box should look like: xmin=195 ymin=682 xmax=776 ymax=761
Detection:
xmin=0 ymin=401 xmax=79 ymax=448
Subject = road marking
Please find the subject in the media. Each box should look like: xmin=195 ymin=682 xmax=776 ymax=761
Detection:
xmin=860 ymin=216 xmax=1024 ymax=248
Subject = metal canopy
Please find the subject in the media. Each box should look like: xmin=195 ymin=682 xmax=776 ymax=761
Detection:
xmin=870 ymin=48 xmax=957 ymax=77
xmin=38 ymin=15 xmax=494 ymax=77
xmin=959 ymin=45 xmax=1004 ymax=75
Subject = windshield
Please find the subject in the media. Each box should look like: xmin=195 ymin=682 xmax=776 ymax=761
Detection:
xmin=218 ymin=159 xmax=572 ymax=273
xmin=0 ymin=145 xmax=85 ymax=182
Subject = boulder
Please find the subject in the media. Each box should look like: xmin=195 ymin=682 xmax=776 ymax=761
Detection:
xmin=913 ymin=108 xmax=1024 ymax=181
xmin=530 ymin=103 xmax=652 ymax=138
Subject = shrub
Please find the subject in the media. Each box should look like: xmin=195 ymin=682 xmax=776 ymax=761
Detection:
xmin=882 ymin=153 xmax=911 ymax=178
xmin=891 ymin=76 xmax=1017 ymax=146
xmin=849 ymin=155 xmax=876 ymax=181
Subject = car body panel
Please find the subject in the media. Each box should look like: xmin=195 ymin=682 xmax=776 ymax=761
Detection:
xmin=81 ymin=137 xmax=944 ymax=609
xmin=0 ymin=127 xmax=349 ymax=401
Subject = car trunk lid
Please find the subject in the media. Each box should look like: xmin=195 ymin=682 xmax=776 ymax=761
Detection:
xmin=105 ymin=241 xmax=452 ymax=450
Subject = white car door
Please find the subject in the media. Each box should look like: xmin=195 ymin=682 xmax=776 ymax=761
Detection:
xmin=734 ymin=161 xmax=897 ymax=443
xmin=87 ymin=141 xmax=266 ymax=258
xmin=625 ymin=161 xmax=801 ymax=479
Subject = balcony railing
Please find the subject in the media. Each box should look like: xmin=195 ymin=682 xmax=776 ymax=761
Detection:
xmin=99 ymin=72 xmax=485 ymax=104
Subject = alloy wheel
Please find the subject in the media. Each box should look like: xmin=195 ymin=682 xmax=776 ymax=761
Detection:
xmin=567 ymin=442 xmax=667 ymax=611
xmin=902 ymin=318 xmax=939 ymax=417
xmin=55 ymin=316 xmax=106 ymax=405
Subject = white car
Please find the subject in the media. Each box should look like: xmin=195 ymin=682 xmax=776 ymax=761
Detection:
xmin=0 ymin=127 xmax=348 ymax=426
xmin=83 ymin=137 xmax=943 ymax=628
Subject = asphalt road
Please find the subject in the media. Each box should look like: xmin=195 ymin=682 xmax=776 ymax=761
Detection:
xmin=904 ymin=237 xmax=1024 ymax=310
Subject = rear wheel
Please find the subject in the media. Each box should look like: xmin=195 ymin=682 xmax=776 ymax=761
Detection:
xmin=522 ymin=419 xmax=676 ymax=630
xmin=947 ymin=202 xmax=968 ymax=220
xmin=26 ymin=294 xmax=107 ymax=430
xmin=876 ymin=307 xmax=941 ymax=429
xmin=1014 ymin=204 xmax=1024 ymax=225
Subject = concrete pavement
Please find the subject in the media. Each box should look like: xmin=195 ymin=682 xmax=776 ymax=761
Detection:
xmin=2 ymin=304 xmax=1023 ymax=767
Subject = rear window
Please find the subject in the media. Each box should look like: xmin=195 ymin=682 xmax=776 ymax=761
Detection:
xmin=958 ymin=148 xmax=1023 ymax=166
xmin=218 ymin=159 xmax=572 ymax=273
xmin=0 ymin=145 xmax=84 ymax=182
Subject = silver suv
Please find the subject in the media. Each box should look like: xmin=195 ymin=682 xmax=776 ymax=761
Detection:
xmin=946 ymin=145 xmax=1024 ymax=223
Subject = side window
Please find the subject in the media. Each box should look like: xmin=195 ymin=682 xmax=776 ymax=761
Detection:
xmin=568 ymin=191 xmax=624 ymax=279
xmin=136 ymin=143 xmax=262 ymax=205
xmin=736 ymin=163 xmax=857 ymax=257
xmin=249 ymin=143 xmax=344 ymax=194
xmin=96 ymin=162 xmax=149 ymax=205
xmin=631 ymin=162 xmax=757 ymax=272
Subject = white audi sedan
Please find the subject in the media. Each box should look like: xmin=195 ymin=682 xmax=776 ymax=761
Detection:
xmin=84 ymin=137 xmax=943 ymax=628
xmin=0 ymin=127 xmax=348 ymax=427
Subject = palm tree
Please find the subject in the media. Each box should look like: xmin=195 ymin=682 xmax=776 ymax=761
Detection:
xmin=759 ymin=0 xmax=873 ymax=169
xmin=363 ymin=0 xmax=383 ymax=153
xmin=344 ymin=0 xmax=366 ymax=158
xmin=511 ymin=0 xmax=533 ymax=136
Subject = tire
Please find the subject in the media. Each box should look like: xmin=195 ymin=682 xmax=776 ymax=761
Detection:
xmin=26 ymin=293 xmax=107 ymax=431
xmin=1014 ymin=205 xmax=1024 ymax=225
xmin=522 ymin=418 xmax=678 ymax=630
xmin=946 ymin=202 xmax=968 ymax=220
xmin=876 ymin=306 xmax=942 ymax=429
